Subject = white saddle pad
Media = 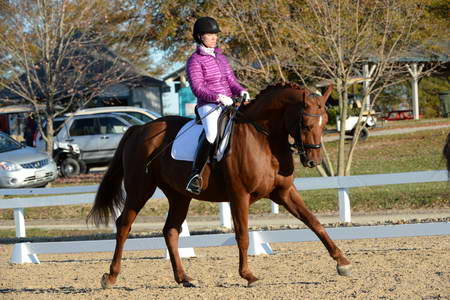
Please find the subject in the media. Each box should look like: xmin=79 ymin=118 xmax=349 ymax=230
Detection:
xmin=171 ymin=119 xmax=232 ymax=162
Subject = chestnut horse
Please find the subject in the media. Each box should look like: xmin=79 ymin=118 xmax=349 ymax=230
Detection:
xmin=444 ymin=132 xmax=450 ymax=173
xmin=87 ymin=82 xmax=352 ymax=288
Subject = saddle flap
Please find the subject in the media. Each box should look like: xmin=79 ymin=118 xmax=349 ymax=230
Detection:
xmin=171 ymin=107 xmax=236 ymax=162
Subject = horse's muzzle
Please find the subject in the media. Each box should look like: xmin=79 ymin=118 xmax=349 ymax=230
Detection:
xmin=306 ymin=160 xmax=317 ymax=168
xmin=305 ymin=159 xmax=322 ymax=168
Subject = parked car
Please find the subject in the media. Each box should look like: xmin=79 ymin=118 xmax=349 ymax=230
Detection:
xmin=336 ymin=115 xmax=377 ymax=141
xmin=53 ymin=141 xmax=84 ymax=177
xmin=0 ymin=131 xmax=57 ymax=188
xmin=35 ymin=113 xmax=145 ymax=171
xmin=74 ymin=106 xmax=161 ymax=123
xmin=381 ymin=109 xmax=423 ymax=121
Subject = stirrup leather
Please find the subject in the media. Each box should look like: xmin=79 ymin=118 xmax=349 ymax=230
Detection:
xmin=186 ymin=174 xmax=203 ymax=195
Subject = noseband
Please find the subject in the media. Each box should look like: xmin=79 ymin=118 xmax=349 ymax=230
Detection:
xmin=289 ymin=108 xmax=324 ymax=159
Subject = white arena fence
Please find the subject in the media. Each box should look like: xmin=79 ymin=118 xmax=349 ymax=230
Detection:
xmin=0 ymin=170 xmax=448 ymax=264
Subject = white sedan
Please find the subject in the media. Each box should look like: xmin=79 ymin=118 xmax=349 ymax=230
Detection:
xmin=0 ymin=132 xmax=57 ymax=188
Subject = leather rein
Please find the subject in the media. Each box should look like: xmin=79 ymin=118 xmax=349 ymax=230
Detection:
xmin=234 ymin=103 xmax=324 ymax=159
xmin=289 ymin=109 xmax=323 ymax=158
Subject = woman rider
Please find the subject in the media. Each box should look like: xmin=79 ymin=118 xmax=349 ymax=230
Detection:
xmin=185 ymin=16 xmax=249 ymax=195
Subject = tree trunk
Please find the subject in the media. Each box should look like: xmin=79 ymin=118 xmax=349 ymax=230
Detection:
xmin=46 ymin=116 xmax=54 ymax=157
xmin=337 ymin=82 xmax=348 ymax=176
xmin=344 ymin=91 xmax=370 ymax=175
xmin=320 ymin=138 xmax=335 ymax=176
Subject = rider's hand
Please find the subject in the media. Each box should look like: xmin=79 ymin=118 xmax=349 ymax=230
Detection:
xmin=240 ymin=91 xmax=250 ymax=102
xmin=217 ymin=94 xmax=233 ymax=106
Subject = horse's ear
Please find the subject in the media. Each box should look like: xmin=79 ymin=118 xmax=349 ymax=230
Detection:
xmin=301 ymin=89 xmax=308 ymax=103
xmin=320 ymin=84 xmax=335 ymax=105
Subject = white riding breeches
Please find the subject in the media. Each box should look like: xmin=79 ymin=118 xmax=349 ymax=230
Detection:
xmin=197 ymin=103 xmax=223 ymax=143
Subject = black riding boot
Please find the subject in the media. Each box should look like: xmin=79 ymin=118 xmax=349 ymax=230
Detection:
xmin=186 ymin=132 xmax=212 ymax=195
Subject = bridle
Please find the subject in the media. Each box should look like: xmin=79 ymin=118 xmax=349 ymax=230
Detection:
xmin=235 ymin=99 xmax=325 ymax=161
xmin=289 ymin=105 xmax=325 ymax=160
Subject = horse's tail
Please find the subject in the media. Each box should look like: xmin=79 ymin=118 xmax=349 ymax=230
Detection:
xmin=86 ymin=126 xmax=139 ymax=227
xmin=444 ymin=132 xmax=450 ymax=173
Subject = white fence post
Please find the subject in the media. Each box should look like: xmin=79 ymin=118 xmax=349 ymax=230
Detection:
xmin=219 ymin=202 xmax=232 ymax=229
xmin=13 ymin=208 xmax=26 ymax=238
xmin=271 ymin=202 xmax=279 ymax=214
xmin=338 ymin=188 xmax=351 ymax=223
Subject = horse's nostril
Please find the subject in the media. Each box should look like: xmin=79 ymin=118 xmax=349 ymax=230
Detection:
xmin=307 ymin=160 xmax=316 ymax=168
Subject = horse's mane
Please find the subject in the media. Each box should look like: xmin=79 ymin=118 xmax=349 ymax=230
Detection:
xmin=245 ymin=82 xmax=305 ymax=107
xmin=256 ymin=81 xmax=304 ymax=97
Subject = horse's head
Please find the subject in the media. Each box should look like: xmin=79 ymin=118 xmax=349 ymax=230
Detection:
xmin=242 ymin=82 xmax=333 ymax=168
xmin=284 ymin=86 xmax=331 ymax=168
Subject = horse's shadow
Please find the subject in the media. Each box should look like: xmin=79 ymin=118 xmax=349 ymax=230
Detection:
xmin=214 ymin=280 xmax=322 ymax=288
xmin=0 ymin=280 xmax=323 ymax=295
xmin=40 ymin=255 xmax=164 ymax=264
xmin=0 ymin=285 xmax=144 ymax=295
xmin=0 ymin=286 xmax=98 ymax=295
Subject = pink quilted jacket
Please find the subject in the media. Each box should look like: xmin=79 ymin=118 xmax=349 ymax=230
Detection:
xmin=186 ymin=46 xmax=246 ymax=107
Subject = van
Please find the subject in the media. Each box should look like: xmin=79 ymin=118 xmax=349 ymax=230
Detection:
xmin=74 ymin=106 xmax=161 ymax=123
xmin=35 ymin=112 xmax=146 ymax=171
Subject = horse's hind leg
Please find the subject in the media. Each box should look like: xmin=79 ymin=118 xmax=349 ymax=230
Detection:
xmin=101 ymin=183 xmax=156 ymax=289
xmin=161 ymin=188 xmax=194 ymax=287
xmin=270 ymin=186 xmax=352 ymax=276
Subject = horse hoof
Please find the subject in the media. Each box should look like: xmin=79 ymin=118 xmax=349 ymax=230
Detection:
xmin=182 ymin=280 xmax=196 ymax=288
xmin=337 ymin=264 xmax=352 ymax=276
xmin=247 ymin=277 xmax=260 ymax=287
xmin=101 ymin=273 xmax=115 ymax=289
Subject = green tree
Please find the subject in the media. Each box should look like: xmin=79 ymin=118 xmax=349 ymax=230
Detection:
xmin=417 ymin=74 xmax=450 ymax=118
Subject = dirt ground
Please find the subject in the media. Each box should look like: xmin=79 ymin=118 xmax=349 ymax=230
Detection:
xmin=1 ymin=235 xmax=449 ymax=300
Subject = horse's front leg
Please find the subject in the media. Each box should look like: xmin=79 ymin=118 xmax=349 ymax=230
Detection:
xmin=229 ymin=195 xmax=259 ymax=286
xmin=270 ymin=186 xmax=352 ymax=276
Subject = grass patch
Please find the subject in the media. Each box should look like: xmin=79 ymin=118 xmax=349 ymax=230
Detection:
xmin=0 ymin=228 xmax=113 ymax=239
xmin=296 ymin=127 xmax=449 ymax=177
xmin=302 ymin=182 xmax=449 ymax=212
xmin=0 ymin=125 xmax=449 ymax=221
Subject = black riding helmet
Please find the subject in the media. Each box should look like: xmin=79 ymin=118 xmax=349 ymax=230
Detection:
xmin=193 ymin=17 xmax=221 ymax=44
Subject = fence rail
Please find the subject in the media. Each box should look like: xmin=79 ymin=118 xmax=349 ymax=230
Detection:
xmin=1 ymin=170 xmax=448 ymax=264
xmin=1 ymin=170 xmax=448 ymax=238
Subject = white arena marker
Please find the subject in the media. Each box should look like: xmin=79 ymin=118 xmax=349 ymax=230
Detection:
xmin=11 ymin=243 xmax=40 ymax=264
xmin=248 ymin=231 xmax=273 ymax=256
xmin=8 ymin=222 xmax=450 ymax=264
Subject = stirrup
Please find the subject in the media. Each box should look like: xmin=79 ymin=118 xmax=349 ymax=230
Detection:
xmin=186 ymin=174 xmax=203 ymax=195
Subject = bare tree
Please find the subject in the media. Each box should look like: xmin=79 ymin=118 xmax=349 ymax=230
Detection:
xmin=286 ymin=0 xmax=446 ymax=175
xmin=0 ymin=0 xmax=149 ymax=155
xmin=220 ymin=0 xmax=445 ymax=176
xmin=218 ymin=0 xmax=290 ymax=92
